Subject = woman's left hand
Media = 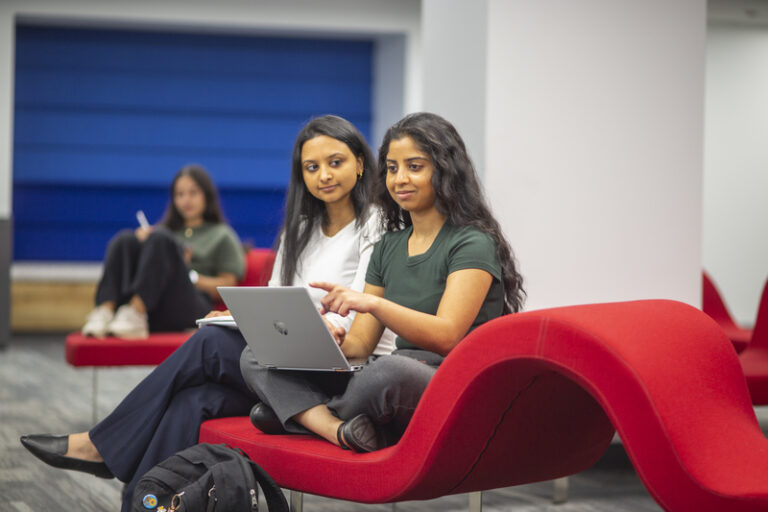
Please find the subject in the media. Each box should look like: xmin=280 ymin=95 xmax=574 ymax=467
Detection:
xmin=322 ymin=317 xmax=346 ymax=345
xmin=310 ymin=282 xmax=379 ymax=317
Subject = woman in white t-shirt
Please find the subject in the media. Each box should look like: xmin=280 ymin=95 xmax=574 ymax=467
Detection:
xmin=20 ymin=115 xmax=394 ymax=512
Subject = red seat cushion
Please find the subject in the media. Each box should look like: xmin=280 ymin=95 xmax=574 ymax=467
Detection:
xmin=65 ymin=332 xmax=190 ymax=367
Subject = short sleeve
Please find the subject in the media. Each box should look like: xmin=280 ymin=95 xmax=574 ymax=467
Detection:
xmin=447 ymin=229 xmax=501 ymax=281
xmin=365 ymin=237 xmax=385 ymax=287
xmin=215 ymin=227 xmax=246 ymax=280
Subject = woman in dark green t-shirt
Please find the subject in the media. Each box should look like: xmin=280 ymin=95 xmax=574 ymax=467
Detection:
xmin=245 ymin=113 xmax=525 ymax=452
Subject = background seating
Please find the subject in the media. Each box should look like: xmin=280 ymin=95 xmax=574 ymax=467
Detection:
xmin=65 ymin=248 xmax=274 ymax=421
xmin=738 ymin=277 xmax=768 ymax=404
xmin=702 ymin=270 xmax=752 ymax=352
xmin=200 ymin=300 xmax=768 ymax=512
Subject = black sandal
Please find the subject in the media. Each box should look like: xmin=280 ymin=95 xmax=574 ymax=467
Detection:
xmin=336 ymin=414 xmax=380 ymax=453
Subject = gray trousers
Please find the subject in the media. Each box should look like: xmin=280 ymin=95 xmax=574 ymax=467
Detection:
xmin=240 ymin=347 xmax=442 ymax=442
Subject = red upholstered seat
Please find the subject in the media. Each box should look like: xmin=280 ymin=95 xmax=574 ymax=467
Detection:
xmin=65 ymin=248 xmax=275 ymax=367
xmin=200 ymin=300 xmax=768 ymax=511
xmin=65 ymin=331 xmax=191 ymax=367
xmin=702 ymin=270 xmax=752 ymax=352
xmin=739 ymin=278 xmax=768 ymax=404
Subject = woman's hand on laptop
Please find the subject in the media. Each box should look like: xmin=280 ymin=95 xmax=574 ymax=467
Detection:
xmin=322 ymin=317 xmax=346 ymax=345
xmin=204 ymin=309 xmax=231 ymax=318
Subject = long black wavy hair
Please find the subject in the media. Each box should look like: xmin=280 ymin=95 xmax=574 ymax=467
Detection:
xmin=160 ymin=164 xmax=226 ymax=231
xmin=278 ymin=115 xmax=375 ymax=285
xmin=376 ymin=112 xmax=525 ymax=313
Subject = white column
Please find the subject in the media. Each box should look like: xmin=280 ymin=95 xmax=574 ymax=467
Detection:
xmin=0 ymin=5 xmax=12 ymax=220
xmin=421 ymin=0 xmax=488 ymax=174
xmin=423 ymin=0 xmax=706 ymax=310
xmin=0 ymin=5 xmax=14 ymax=347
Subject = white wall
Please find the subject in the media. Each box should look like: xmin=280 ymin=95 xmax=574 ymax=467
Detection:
xmin=482 ymin=0 xmax=705 ymax=311
xmin=421 ymin=0 xmax=488 ymax=174
xmin=372 ymin=34 xmax=407 ymax=149
xmin=0 ymin=0 xmax=423 ymax=220
xmin=704 ymin=23 xmax=768 ymax=325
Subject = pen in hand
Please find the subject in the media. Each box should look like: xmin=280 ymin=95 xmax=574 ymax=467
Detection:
xmin=136 ymin=210 xmax=150 ymax=229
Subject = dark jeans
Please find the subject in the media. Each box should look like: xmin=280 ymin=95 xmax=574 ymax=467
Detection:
xmin=89 ymin=326 xmax=255 ymax=512
xmin=95 ymin=228 xmax=212 ymax=331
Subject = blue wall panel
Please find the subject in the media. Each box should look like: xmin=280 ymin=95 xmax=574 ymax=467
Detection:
xmin=13 ymin=25 xmax=373 ymax=261
xmin=13 ymin=184 xmax=285 ymax=260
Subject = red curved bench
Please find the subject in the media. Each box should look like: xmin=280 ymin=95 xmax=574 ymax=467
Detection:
xmin=702 ymin=270 xmax=752 ymax=352
xmin=200 ymin=300 xmax=768 ymax=512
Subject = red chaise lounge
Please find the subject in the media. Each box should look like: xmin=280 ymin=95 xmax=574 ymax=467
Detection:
xmin=200 ymin=299 xmax=768 ymax=512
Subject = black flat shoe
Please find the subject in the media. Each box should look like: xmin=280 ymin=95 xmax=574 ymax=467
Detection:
xmin=20 ymin=434 xmax=114 ymax=479
xmin=336 ymin=414 xmax=381 ymax=453
xmin=249 ymin=403 xmax=288 ymax=435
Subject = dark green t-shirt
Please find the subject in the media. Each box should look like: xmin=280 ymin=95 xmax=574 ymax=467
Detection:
xmin=366 ymin=223 xmax=504 ymax=350
xmin=172 ymin=222 xmax=245 ymax=280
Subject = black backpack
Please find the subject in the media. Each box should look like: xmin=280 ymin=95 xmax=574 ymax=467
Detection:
xmin=131 ymin=443 xmax=289 ymax=512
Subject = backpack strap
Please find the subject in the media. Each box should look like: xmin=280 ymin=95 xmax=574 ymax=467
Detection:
xmin=244 ymin=459 xmax=289 ymax=512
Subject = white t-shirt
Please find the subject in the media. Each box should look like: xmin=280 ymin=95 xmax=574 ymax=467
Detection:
xmin=268 ymin=211 xmax=396 ymax=356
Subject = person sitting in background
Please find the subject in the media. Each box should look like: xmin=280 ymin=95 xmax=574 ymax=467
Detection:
xmin=81 ymin=164 xmax=244 ymax=339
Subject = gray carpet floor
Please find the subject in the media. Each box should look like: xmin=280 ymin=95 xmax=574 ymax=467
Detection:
xmin=0 ymin=333 xmax=687 ymax=511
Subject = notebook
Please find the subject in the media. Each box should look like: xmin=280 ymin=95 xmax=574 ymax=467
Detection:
xmin=216 ymin=286 xmax=364 ymax=372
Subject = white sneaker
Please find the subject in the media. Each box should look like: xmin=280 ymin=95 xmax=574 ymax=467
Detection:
xmin=107 ymin=304 xmax=149 ymax=339
xmin=82 ymin=305 xmax=114 ymax=338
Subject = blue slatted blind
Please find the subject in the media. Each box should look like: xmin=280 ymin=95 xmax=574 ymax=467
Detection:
xmin=13 ymin=24 xmax=372 ymax=260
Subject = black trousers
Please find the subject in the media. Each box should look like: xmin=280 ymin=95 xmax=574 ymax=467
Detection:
xmin=89 ymin=326 xmax=255 ymax=512
xmin=95 ymin=228 xmax=212 ymax=331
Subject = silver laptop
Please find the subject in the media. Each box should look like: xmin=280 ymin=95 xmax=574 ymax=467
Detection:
xmin=217 ymin=286 xmax=364 ymax=372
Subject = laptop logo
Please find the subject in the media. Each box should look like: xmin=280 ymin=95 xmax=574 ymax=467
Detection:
xmin=273 ymin=321 xmax=288 ymax=336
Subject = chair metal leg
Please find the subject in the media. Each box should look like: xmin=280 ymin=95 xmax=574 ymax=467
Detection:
xmin=91 ymin=368 xmax=99 ymax=424
xmin=289 ymin=490 xmax=303 ymax=512
xmin=469 ymin=491 xmax=482 ymax=512
xmin=552 ymin=476 xmax=569 ymax=503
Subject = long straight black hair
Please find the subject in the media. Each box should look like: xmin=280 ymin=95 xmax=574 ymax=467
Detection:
xmin=376 ymin=112 xmax=525 ymax=313
xmin=160 ymin=164 xmax=226 ymax=231
xmin=277 ymin=115 xmax=375 ymax=285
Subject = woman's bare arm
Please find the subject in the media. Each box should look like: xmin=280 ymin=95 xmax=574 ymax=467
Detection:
xmin=312 ymin=268 xmax=493 ymax=357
